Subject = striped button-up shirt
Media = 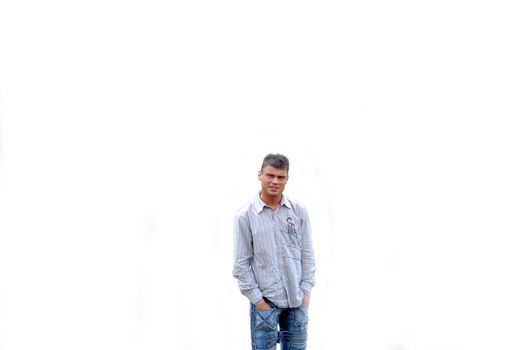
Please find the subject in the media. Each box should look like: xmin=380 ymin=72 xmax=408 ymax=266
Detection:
xmin=233 ymin=193 xmax=315 ymax=308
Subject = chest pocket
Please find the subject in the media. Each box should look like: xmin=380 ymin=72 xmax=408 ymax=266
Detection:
xmin=280 ymin=216 xmax=302 ymax=259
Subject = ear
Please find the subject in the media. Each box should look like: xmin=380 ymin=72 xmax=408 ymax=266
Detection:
xmin=257 ymin=170 xmax=262 ymax=180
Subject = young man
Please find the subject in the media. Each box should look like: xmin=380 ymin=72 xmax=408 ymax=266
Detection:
xmin=233 ymin=153 xmax=316 ymax=350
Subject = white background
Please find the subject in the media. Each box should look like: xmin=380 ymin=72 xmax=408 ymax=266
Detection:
xmin=1 ymin=1 xmax=525 ymax=349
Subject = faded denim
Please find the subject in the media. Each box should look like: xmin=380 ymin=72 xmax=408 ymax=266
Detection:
xmin=250 ymin=298 xmax=309 ymax=350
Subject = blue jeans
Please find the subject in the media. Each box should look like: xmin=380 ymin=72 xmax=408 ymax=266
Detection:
xmin=250 ymin=298 xmax=309 ymax=350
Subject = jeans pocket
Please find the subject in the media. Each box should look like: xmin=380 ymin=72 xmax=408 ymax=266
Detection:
xmin=252 ymin=308 xmax=279 ymax=349
xmin=254 ymin=308 xmax=277 ymax=331
xmin=294 ymin=306 xmax=309 ymax=328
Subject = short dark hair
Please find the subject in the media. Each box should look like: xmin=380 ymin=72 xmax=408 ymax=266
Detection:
xmin=261 ymin=153 xmax=289 ymax=172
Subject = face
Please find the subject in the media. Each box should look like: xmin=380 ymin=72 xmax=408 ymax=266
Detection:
xmin=258 ymin=165 xmax=289 ymax=199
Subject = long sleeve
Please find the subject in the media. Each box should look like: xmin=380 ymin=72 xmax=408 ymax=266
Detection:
xmin=232 ymin=212 xmax=263 ymax=304
xmin=299 ymin=208 xmax=316 ymax=295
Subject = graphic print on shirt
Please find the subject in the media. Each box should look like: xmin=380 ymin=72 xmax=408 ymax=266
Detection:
xmin=286 ymin=217 xmax=297 ymax=236
xmin=281 ymin=216 xmax=301 ymax=262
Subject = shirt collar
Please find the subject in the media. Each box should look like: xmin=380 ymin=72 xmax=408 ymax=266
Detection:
xmin=254 ymin=192 xmax=292 ymax=213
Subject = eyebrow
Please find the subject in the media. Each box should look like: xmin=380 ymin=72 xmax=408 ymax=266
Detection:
xmin=264 ymin=172 xmax=287 ymax=179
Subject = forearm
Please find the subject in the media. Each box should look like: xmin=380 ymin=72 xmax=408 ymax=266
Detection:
xmin=232 ymin=261 xmax=263 ymax=304
xmin=300 ymin=210 xmax=316 ymax=294
xmin=233 ymin=214 xmax=263 ymax=304
xmin=300 ymin=252 xmax=315 ymax=294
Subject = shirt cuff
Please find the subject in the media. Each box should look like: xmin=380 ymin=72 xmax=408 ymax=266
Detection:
xmin=300 ymin=281 xmax=313 ymax=296
xmin=247 ymin=288 xmax=264 ymax=304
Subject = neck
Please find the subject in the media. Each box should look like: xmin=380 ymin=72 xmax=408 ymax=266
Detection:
xmin=260 ymin=192 xmax=281 ymax=210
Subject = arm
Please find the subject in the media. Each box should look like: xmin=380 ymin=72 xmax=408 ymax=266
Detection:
xmin=232 ymin=212 xmax=263 ymax=304
xmin=299 ymin=208 xmax=316 ymax=298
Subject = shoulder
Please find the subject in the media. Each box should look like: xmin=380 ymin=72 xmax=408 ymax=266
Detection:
xmin=283 ymin=195 xmax=309 ymax=216
xmin=235 ymin=197 xmax=258 ymax=221
xmin=235 ymin=202 xmax=251 ymax=218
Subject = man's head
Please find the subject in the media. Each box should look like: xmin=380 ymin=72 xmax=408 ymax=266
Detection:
xmin=260 ymin=153 xmax=289 ymax=173
xmin=258 ymin=154 xmax=289 ymax=200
